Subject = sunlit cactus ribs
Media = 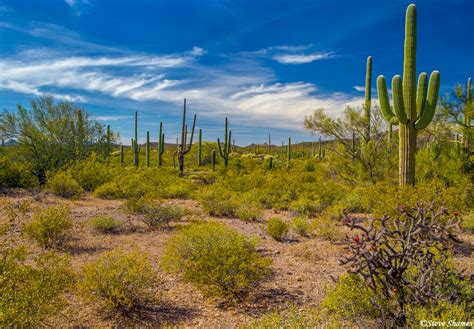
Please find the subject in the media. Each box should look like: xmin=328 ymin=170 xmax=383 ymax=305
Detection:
xmin=377 ymin=4 xmax=440 ymax=185
xmin=174 ymin=99 xmax=196 ymax=175
xmin=217 ymin=117 xmax=231 ymax=166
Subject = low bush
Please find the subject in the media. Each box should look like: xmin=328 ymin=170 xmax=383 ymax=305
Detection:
xmin=0 ymin=154 xmax=35 ymax=188
xmin=200 ymin=187 xmax=237 ymax=217
xmin=125 ymin=197 xmax=184 ymax=229
xmin=47 ymin=171 xmax=83 ymax=199
xmin=90 ymin=215 xmax=122 ymax=233
xmin=290 ymin=217 xmax=311 ymax=237
xmin=94 ymin=181 xmax=124 ymax=199
xmin=235 ymin=201 xmax=263 ymax=222
xmin=0 ymin=245 xmax=74 ymax=327
xmin=311 ymin=215 xmax=342 ymax=241
xmin=245 ymin=306 xmax=321 ymax=328
xmin=461 ymin=211 xmax=474 ymax=232
xmin=162 ymin=222 xmax=271 ymax=298
xmin=266 ymin=217 xmax=289 ymax=241
xmin=24 ymin=206 xmax=72 ymax=248
xmin=79 ymin=249 xmax=157 ymax=311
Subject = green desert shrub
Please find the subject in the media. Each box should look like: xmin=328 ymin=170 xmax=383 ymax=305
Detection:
xmin=24 ymin=206 xmax=73 ymax=248
xmin=406 ymin=300 xmax=472 ymax=327
xmin=90 ymin=215 xmax=122 ymax=233
xmin=200 ymin=187 xmax=238 ymax=217
xmin=245 ymin=306 xmax=321 ymax=328
xmin=0 ymin=154 xmax=35 ymax=188
xmin=47 ymin=171 xmax=83 ymax=199
xmin=0 ymin=245 xmax=74 ymax=327
xmin=94 ymin=181 xmax=124 ymax=199
xmin=311 ymin=215 xmax=342 ymax=241
xmin=79 ymin=249 xmax=156 ymax=311
xmin=290 ymin=217 xmax=311 ymax=237
xmin=235 ymin=201 xmax=263 ymax=222
xmin=68 ymin=155 xmax=111 ymax=191
xmin=266 ymin=217 xmax=289 ymax=241
xmin=125 ymin=197 xmax=184 ymax=229
xmin=322 ymin=273 xmax=384 ymax=319
xmin=162 ymin=222 xmax=271 ymax=298
xmin=461 ymin=211 xmax=474 ymax=232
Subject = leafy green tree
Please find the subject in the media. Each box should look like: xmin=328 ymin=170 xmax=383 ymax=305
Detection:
xmin=0 ymin=96 xmax=115 ymax=185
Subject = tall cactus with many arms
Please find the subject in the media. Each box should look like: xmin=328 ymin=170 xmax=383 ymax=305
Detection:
xmin=158 ymin=121 xmax=165 ymax=167
xmin=174 ymin=99 xmax=196 ymax=175
xmin=377 ymin=4 xmax=440 ymax=185
xmin=364 ymin=56 xmax=372 ymax=142
xmin=217 ymin=117 xmax=231 ymax=166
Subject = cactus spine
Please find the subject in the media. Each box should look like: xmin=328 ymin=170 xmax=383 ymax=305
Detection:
xmin=463 ymin=77 xmax=472 ymax=148
xmin=287 ymin=137 xmax=291 ymax=168
xmin=131 ymin=111 xmax=140 ymax=167
xmin=158 ymin=122 xmax=164 ymax=167
xmin=217 ymin=118 xmax=231 ymax=166
xmin=120 ymin=144 xmax=124 ymax=165
xmin=364 ymin=56 xmax=372 ymax=142
xmin=175 ymin=99 xmax=196 ymax=175
xmin=377 ymin=4 xmax=440 ymax=185
xmin=198 ymin=128 xmax=202 ymax=166
xmin=145 ymin=131 xmax=150 ymax=167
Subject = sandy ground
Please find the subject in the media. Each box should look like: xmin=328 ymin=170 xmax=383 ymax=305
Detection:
xmin=1 ymin=189 xmax=472 ymax=328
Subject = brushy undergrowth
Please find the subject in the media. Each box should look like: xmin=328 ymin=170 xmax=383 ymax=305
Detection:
xmin=0 ymin=245 xmax=74 ymax=327
xmin=162 ymin=222 xmax=272 ymax=299
xmin=47 ymin=171 xmax=83 ymax=199
xmin=89 ymin=215 xmax=122 ymax=233
xmin=266 ymin=217 xmax=289 ymax=241
xmin=24 ymin=206 xmax=73 ymax=248
xmin=79 ymin=248 xmax=157 ymax=311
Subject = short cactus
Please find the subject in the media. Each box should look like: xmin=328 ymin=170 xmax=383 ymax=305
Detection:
xmin=377 ymin=4 xmax=440 ymax=185
xmin=217 ymin=118 xmax=231 ymax=166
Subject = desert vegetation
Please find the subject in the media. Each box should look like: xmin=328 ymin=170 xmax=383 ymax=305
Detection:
xmin=0 ymin=3 xmax=472 ymax=328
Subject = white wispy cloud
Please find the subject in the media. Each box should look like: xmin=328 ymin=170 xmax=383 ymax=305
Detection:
xmin=273 ymin=51 xmax=334 ymax=64
xmin=1 ymin=42 xmax=361 ymax=131
xmin=241 ymin=44 xmax=335 ymax=65
xmin=64 ymin=0 xmax=91 ymax=16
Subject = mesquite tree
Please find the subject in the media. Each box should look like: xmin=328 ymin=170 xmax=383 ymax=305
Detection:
xmin=377 ymin=4 xmax=440 ymax=185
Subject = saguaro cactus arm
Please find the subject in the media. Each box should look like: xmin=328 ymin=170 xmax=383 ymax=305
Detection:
xmin=416 ymin=72 xmax=428 ymax=117
xmin=415 ymin=71 xmax=440 ymax=130
xmin=377 ymin=76 xmax=399 ymax=125
xmin=392 ymin=75 xmax=409 ymax=124
xmin=183 ymin=114 xmax=196 ymax=154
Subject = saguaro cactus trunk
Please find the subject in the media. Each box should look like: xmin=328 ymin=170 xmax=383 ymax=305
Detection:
xmin=377 ymin=4 xmax=440 ymax=186
xmin=145 ymin=131 xmax=150 ymax=167
xmin=463 ymin=77 xmax=472 ymax=148
xmin=158 ymin=122 xmax=164 ymax=167
xmin=132 ymin=111 xmax=140 ymax=167
xmin=119 ymin=144 xmax=124 ymax=165
xmin=287 ymin=137 xmax=291 ymax=168
xmin=364 ymin=56 xmax=372 ymax=142
xmin=198 ymin=128 xmax=202 ymax=166
xmin=174 ymin=99 xmax=196 ymax=175
xmin=217 ymin=118 xmax=231 ymax=166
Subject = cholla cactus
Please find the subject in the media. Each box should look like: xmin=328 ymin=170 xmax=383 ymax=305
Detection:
xmin=377 ymin=4 xmax=440 ymax=185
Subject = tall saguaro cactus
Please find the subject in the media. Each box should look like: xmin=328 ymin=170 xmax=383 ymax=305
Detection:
xmin=463 ymin=77 xmax=472 ymax=148
xmin=145 ymin=131 xmax=150 ymax=167
xmin=106 ymin=125 xmax=111 ymax=158
xmin=131 ymin=111 xmax=140 ymax=167
xmin=364 ymin=56 xmax=372 ymax=142
xmin=198 ymin=128 xmax=202 ymax=166
xmin=175 ymin=99 xmax=196 ymax=175
xmin=158 ymin=122 xmax=165 ymax=167
xmin=287 ymin=137 xmax=291 ymax=168
xmin=217 ymin=117 xmax=231 ymax=166
xmin=377 ymin=4 xmax=440 ymax=185
xmin=268 ymin=134 xmax=271 ymax=154
xmin=119 ymin=144 xmax=124 ymax=165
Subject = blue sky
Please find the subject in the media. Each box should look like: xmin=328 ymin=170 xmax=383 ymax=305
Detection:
xmin=0 ymin=0 xmax=472 ymax=145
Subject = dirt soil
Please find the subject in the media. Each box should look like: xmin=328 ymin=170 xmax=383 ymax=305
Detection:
xmin=1 ymin=189 xmax=472 ymax=328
